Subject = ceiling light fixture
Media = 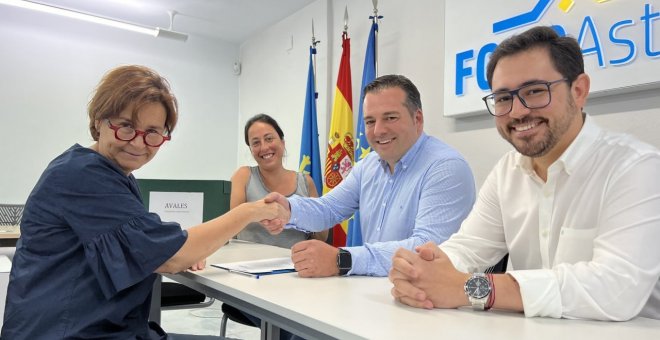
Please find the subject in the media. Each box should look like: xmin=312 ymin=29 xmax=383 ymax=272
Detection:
xmin=156 ymin=10 xmax=188 ymax=41
xmin=0 ymin=0 xmax=188 ymax=42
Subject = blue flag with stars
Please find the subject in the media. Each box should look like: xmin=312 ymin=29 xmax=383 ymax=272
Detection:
xmin=299 ymin=46 xmax=323 ymax=194
xmin=347 ymin=21 xmax=378 ymax=247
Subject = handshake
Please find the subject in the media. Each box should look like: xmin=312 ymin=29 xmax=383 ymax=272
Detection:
xmin=248 ymin=192 xmax=292 ymax=234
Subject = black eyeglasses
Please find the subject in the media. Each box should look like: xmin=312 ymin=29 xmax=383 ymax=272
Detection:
xmin=482 ymin=78 xmax=569 ymax=116
xmin=106 ymin=119 xmax=170 ymax=147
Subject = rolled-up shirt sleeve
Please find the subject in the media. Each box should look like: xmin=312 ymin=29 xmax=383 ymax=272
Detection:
xmin=508 ymin=269 xmax=562 ymax=318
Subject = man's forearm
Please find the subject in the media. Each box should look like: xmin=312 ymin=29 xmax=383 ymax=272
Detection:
xmin=490 ymin=273 xmax=524 ymax=312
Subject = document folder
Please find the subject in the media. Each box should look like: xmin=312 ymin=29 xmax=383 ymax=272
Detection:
xmin=212 ymin=257 xmax=296 ymax=278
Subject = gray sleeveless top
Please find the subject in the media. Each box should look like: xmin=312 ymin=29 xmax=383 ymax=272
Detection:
xmin=235 ymin=166 xmax=311 ymax=248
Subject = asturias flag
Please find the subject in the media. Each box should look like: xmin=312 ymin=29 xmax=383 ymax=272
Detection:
xmin=347 ymin=21 xmax=378 ymax=247
xmin=299 ymin=46 xmax=323 ymax=194
xmin=324 ymin=32 xmax=353 ymax=247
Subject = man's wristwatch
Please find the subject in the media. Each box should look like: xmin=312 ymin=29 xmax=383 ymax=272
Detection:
xmin=464 ymin=273 xmax=492 ymax=311
xmin=337 ymin=248 xmax=352 ymax=276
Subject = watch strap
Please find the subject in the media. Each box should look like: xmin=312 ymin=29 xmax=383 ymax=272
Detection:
xmin=464 ymin=273 xmax=491 ymax=311
xmin=337 ymin=248 xmax=352 ymax=276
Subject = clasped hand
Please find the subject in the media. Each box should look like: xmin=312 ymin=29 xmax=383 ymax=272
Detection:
xmin=258 ymin=192 xmax=291 ymax=234
xmin=389 ymin=242 xmax=469 ymax=309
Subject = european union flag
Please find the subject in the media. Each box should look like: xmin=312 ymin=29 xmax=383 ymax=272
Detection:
xmin=298 ymin=46 xmax=322 ymax=194
xmin=347 ymin=21 xmax=378 ymax=247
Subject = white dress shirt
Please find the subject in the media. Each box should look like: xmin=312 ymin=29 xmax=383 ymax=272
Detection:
xmin=441 ymin=115 xmax=660 ymax=321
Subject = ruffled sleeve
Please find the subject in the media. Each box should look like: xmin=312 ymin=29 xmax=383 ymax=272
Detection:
xmin=83 ymin=213 xmax=187 ymax=299
xmin=48 ymin=146 xmax=188 ymax=299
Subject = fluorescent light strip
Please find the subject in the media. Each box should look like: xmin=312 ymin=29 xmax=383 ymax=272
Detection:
xmin=0 ymin=0 xmax=183 ymax=39
xmin=156 ymin=27 xmax=188 ymax=41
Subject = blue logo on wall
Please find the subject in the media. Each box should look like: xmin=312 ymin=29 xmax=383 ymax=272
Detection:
xmin=493 ymin=0 xmax=553 ymax=33
xmin=454 ymin=1 xmax=660 ymax=97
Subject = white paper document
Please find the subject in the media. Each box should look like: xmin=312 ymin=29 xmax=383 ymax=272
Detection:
xmin=212 ymin=257 xmax=295 ymax=275
xmin=148 ymin=191 xmax=203 ymax=229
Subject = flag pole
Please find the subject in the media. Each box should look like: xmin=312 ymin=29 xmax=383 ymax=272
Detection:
xmin=325 ymin=7 xmax=354 ymax=247
xmin=347 ymin=0 xmax=382 ymax=246
xmin=299 ymin=20 xmax=323 ymax=194
xmin=311 ymin=19 xmax=320 ymax=99
xmin=343 ymin=5 xmax=349 ymax=34
xmin=370 ymin=0 xmax=382 ymax=76
xmin=342 ymin=5 xmax=349 ymax=53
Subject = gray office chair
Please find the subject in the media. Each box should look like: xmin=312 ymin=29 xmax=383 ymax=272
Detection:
xmin=0 ymin=204 xmax=23 ymax=248
xmin=219 ymin=303 xmax=260 ymax=337
xmin=486 ymin=253 xmax=509 ymax=274
xmin=0 ymin=204 xmax=23 ymax=226
xmin=149 ymin=275 xmax=215 ymax=324
xmin=161 ymin=281 xmax=214 ymax=309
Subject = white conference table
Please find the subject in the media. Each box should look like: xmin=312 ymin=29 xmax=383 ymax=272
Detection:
xmin=166 ymin=240 xmax=660 ymax=340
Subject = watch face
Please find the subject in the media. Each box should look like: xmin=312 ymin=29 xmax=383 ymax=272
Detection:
xmin=338 ymin=249 xmax=352 ymax=270
xmin=465 ymin=276 xmax=490 ymax=299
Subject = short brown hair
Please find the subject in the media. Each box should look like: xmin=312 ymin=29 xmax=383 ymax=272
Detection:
xmin=88 ymin=65 xmax=178 ymax=140
xmin=486 ymin=26 xmax=584 ymax=88
xmin=363 ymin=74 xmax=422 ymax=116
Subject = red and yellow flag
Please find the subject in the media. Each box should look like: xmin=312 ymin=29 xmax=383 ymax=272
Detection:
xmin=324 ymin=32 xmax=353 ymax=247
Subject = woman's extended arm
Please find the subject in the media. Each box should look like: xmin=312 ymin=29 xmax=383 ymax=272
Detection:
xmin=156 ymin=199 xmax=285 ymax=273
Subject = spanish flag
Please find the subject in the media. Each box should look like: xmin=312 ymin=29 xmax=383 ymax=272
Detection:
xmin=324 ymin=32 xmax=353 ymax=247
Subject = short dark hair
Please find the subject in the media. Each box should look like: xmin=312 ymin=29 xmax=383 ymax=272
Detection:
xmin=88 ymin=65 xmax=178 ymax=140
xmin=244 ymin=113 xmax=284 ymax=146
xmin=363 ymin=74 xmax=422 ymax=115
xmin=486 ymin=26 xmax=584 ymax=88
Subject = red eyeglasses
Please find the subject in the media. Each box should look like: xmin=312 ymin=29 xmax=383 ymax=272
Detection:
xmin=106 ymin=119 xmax=171 ymax=147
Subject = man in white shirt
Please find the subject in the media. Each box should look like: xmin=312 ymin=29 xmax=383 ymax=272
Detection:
xmin=389 ymin=26 xmax=660 ymax=321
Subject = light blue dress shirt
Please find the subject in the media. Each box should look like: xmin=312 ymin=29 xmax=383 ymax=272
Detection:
xmin=288 ymin=133 xmax=476 ymax=276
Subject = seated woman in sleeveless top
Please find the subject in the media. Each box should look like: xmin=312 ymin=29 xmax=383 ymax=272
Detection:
xmin=231 ymin=113 xmax=328 ymax=247
xmin=224 ymin=114 xmax=327 ymax=339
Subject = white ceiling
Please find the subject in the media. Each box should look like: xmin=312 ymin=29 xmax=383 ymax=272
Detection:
xmin=23 ymin=0 xmax=317 ymax=43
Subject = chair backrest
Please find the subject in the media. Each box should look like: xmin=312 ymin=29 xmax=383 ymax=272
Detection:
xmin=137 ymin=180 xmax=229 ymax=324
xmin=0 ymin=204 xmax=24 ymax=226
xmin=485 ymin=253 xmax=509 ymax=274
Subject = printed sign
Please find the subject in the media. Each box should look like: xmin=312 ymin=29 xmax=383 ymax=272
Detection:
xmin=444 ymin=0 xmax=660 ymax=117
xmin=149 ymin=192 xmax=203 ymax=229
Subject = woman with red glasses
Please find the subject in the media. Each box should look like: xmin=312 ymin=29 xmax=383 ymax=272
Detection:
xmin=2 ymin=65 xmax=285 ymax=339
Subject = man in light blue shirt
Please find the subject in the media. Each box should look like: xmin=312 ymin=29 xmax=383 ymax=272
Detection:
xmin=264 ymin=74 xmax=475 ymax=277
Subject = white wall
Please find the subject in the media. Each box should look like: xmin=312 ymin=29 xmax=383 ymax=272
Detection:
xmin=0 ymin=6 xmax=240 ymax=203
xmin=238 ymin=0 xmax=660 ymax=187
xmin=3 ymin=0 xmax=659 ymax=203
xmin=237 ymin=0 xmax=331 ymax=171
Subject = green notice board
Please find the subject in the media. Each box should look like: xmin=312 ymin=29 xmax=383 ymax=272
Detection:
xmin=137 ymin=179 xmax=231 ymax=222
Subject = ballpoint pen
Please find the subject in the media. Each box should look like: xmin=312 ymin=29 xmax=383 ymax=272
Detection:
xmin=228 ymin=269 xmax=260 ymax=279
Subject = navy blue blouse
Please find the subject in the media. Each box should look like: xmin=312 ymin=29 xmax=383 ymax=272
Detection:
xmin=2 ymin=145 xmax=187 ymax=339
